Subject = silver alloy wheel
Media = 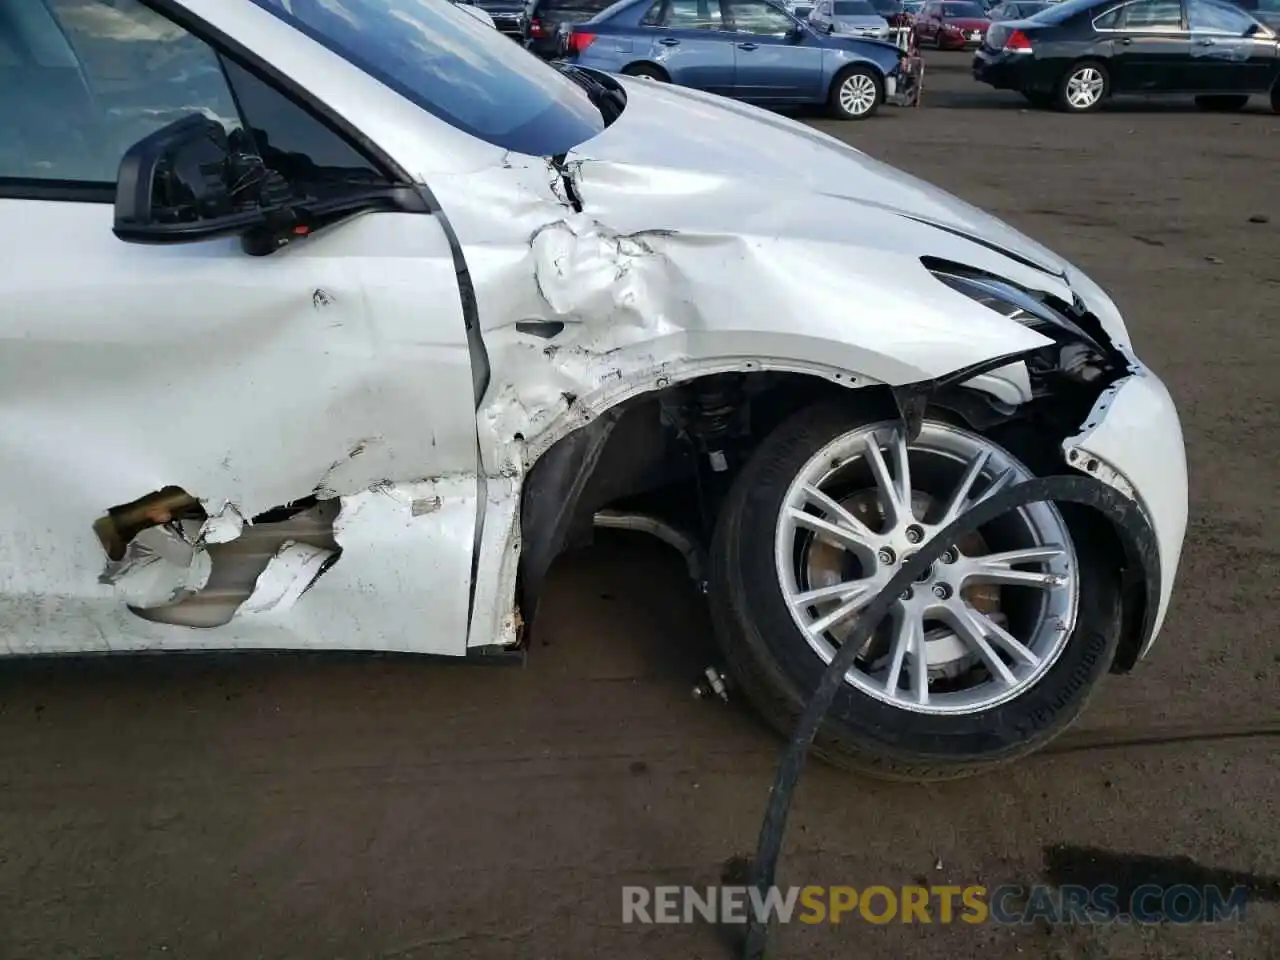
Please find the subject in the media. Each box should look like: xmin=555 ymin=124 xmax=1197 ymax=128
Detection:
xmin=774 ymin=421 xmax=1079 ymax=716
xmin=839 ymin=73 xmax=879 ymax=116
xmin=1065 ymin=66 xmax=1104 ymax=109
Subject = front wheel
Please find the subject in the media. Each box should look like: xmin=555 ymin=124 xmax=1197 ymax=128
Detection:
xmin=829 ymin=66 xmax=883 ymax=120
xmin=621 ymin=62 xmax=669 ymax=81
xmin=709 ymin=403 xmax=1122 ymax=781
xmin=1195 ymin=94 xmax=1249 ymax=112
xmin=1055 ymin=61 xmax=1108 ymax=112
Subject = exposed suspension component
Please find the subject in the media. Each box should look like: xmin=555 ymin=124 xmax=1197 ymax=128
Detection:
xmin=681 ymin=374 xmax=747 ymax=474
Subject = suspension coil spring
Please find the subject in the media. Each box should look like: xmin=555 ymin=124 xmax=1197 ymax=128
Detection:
xmin=685 ymin=374 xmax=745 ymax=448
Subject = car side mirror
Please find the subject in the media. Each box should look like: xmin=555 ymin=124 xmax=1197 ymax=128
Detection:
xmin=113 ymin=113 xmax=289 ymax=249
xmin=789 ymin=22 xmax=807 ymax=39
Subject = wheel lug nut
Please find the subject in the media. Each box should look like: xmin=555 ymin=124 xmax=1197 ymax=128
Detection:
xmin=905 ymin=525 xmax=924 ymax=544
xmin=901 ymin=587 xmax=913 ymax=600
xmin=878 ymin=548 xmax=896 ymax=564
xmin=940 ymin=549 xmax=956 ymax=564
xmin=932 ymin=583 xmax=951 ymax=600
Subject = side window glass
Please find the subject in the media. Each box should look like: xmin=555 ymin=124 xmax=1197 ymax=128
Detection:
xmin=1188 ymin=0 xmax=1256 ymax=31
xmin=1122 ymin=0 xmax=1183 ymax=28
xmin=641 ymin=0 xmax=666 ymax=24
xmin=727 ymin=0 xmax=796 ymax=32
xmin=665 ymin=0 xmax=725 ymax=26
xmin=221 ymin=59 xmax=389 ymax=194
xmin=0 ymin=0 xmax=387 ymax=194
xmin=1093 ymin=4 xmax=1123 ymax=25
xmin=665 ymin=0 xmax=727 ymax=26
xmin=0 ymin=0 xmax=238 ymax=183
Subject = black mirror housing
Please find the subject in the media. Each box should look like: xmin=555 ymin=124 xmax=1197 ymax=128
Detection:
xmin=114 ymin=113 xmax=274 ymax=245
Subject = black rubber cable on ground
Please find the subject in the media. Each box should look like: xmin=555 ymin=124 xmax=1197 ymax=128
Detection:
xmin=741 ymin=474 xmax=1148 ymax=959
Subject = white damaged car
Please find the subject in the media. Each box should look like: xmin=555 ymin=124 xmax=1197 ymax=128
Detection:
xmin=0 ymin=0 xmax=1187 ymax=779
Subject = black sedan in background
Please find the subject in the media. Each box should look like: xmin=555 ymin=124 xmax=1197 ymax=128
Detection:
xmin=973 ymin=0 xmax=1280 ymax=111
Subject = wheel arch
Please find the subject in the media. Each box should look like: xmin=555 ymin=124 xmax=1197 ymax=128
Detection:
xmin=516 ymin=370 xmax=890 ymax=634
xmin=513 ymin=345 xmax=1032 ymax=628
xmin=829 ymin=58 xmax=886 ymax=101
xmin=514 ymin=365 xmax=1157 ymax=677
xmin=621 ymin=60 xmax=671 ymax=81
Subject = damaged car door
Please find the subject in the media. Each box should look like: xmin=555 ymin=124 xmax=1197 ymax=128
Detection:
xmin=0 ymin=0 xmax=480 ymax=655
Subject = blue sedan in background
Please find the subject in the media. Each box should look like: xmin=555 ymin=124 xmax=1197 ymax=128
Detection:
xmin=563 ymin=0 xmax=917 ymax=118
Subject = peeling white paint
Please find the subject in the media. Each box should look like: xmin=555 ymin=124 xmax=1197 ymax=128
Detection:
xmin=199 ymin=502 xmax=246 ymax=544
xmin=99 ymin=520 xmax=212 ymax=610
xmin=240 ymin=541 xmax=335 ymax=615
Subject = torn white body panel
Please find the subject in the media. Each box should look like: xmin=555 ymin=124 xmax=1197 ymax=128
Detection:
xmin=239 ymin=541 xmax=335 ymax=615
xmin=0 ymin=202 xmax=478 ymax=656
xmin=99 ymin=520 xmax=212 ymax=609
xmin=1063 ymin=373 xmax=1189 ymax=650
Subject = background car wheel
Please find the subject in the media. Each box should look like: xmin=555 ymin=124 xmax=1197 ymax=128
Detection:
xmin=1055 ymin=61 xmax=1108 ymax=113
xmin=1194 ymin=94 xmax=1249 ymax=112
xmin=1272 ymin=80 xmax=1280 ymax=113
xmin=621 ymin=62 xmax=669 ymax=81
xmin=829 ymin=66 xmax=883 ymax=120
xmin=709 ymin=402 xmax=1122 ymax=781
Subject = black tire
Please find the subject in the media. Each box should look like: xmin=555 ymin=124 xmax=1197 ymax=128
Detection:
xmin=1195 ymin=94 xmax=1249 ymax=112
xmin=1022 ymin=90 xmax=1053 ymax=108
xmin=1054 ymin=60 xmax=1109 ymax=113
xmin=828 ymin=65 xmax=883 ymax=120
xmin=708 ymin=402 xmax=1123 ymax=782
xmin=1272 ymin=79 xmax=1280 ymax=114
xmin=621 ymin=62 xmax=669 ymax=81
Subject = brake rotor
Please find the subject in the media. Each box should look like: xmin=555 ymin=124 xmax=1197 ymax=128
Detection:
xmin=802 ymin=489 xmax=1001 ymax=679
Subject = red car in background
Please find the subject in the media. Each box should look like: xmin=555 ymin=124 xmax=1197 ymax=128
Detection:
xmin=871 ymin=0 xmax=915 ymax=30
xmin=912 ymin=0 xmax=991 ymax=48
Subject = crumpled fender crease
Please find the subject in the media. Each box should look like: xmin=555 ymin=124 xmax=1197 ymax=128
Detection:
xmin=428 ymin=154 xmax=1057 ymax=482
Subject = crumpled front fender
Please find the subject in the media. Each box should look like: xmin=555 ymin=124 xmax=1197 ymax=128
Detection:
xmin=426 ymin=156 xmax=1060 ymax=476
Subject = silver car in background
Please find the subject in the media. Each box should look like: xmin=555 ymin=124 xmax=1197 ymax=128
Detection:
xmin=809 ymin=0 xmax=892 ymax=38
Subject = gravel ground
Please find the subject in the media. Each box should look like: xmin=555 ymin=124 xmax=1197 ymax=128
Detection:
xmin=1 ymin=52 xmax=1277 ymax=960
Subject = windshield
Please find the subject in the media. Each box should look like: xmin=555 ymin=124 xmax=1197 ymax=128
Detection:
xmin=249 ymin=0 xmax=604 ymax=157
xmin=942 ymin=1 xmax=985 ymax=14
xmin=872 ymin=0 xmax=904 ymax=11
xmin=834 ymin=1 xmax=878 ymax=13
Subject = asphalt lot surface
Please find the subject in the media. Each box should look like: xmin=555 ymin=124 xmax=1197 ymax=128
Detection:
xmin=2 ymin=52 xmax=1278 ymax=960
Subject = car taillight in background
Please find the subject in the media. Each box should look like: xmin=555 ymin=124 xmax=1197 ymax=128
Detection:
xmin=1004 ymin=29 xmax=1032 ymax=51
xmin=568 ymin=31 xmax=597 ymax=53
xmin=529 ymin=16 xmax=544 ymax=36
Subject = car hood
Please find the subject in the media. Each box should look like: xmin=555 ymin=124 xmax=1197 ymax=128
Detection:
xmin=567 ymin=74 xmax=1069 ymax=280
xmin=835 ymin=14 xmax=890 ymax=26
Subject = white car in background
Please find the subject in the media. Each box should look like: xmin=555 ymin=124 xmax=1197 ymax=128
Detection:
xmin=454 ymin=0 xmax=498 ymax=27
xmin=0 ymin=0 xmax=1187 ymax=780
xmin=809 ymin=0 xmax=893 ymax=38
xmin=784 ymin=0 xmax=818 ymax=17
